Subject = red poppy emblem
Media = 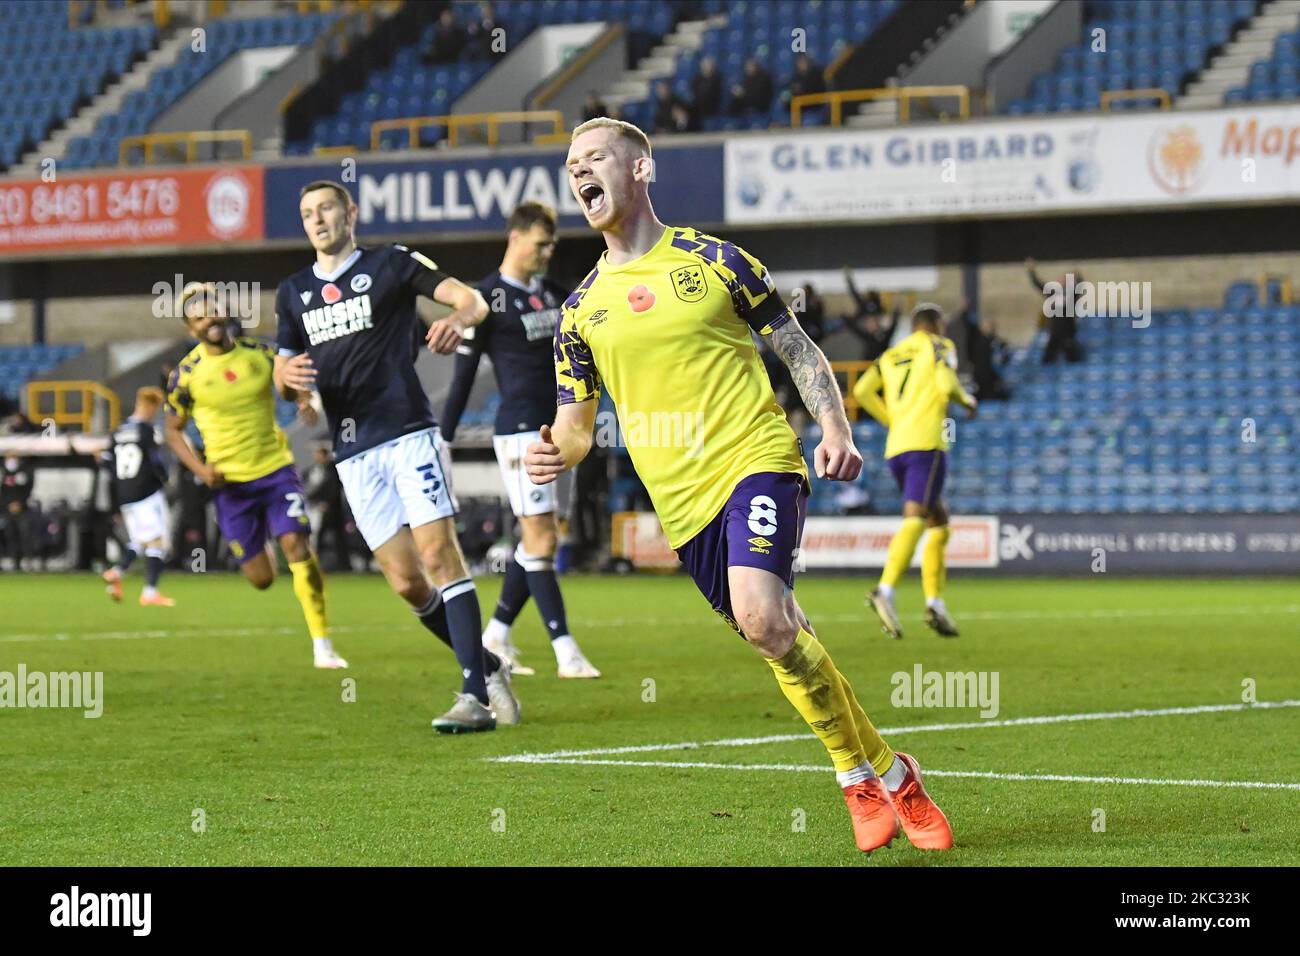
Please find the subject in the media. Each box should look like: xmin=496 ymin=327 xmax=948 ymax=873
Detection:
xmin=224 ymin=369 xmax=237 ymax=382
xmin=322 ymin=283 xmax=341 ymax=304
xmin=628 ymin=285 xmax=655 ymax=313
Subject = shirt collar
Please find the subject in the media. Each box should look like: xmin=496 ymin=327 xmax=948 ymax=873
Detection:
xmin=499 ymin=272 xmax=540 ymax=294
xmin=313 ymin=247 xmax=363 ymax=283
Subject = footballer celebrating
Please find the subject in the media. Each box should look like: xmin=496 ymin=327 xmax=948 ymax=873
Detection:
xmin=441 ymin=200 xmax=600 ymax=679
xmin=273 ymin=180 xmax=519 ymax=734
xmin=164 ymin=282 xmax=347 ymax=669
xmin=101 ymin=386 xmax=175 ymax=607
xmin=525 ymin=118 xmax=953 ymax=853
xmin=854 ymin=304 xmax=976 ymax=639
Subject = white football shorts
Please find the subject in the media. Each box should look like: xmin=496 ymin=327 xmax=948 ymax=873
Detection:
xmin=336 ymin=426 xmax=458 ymax=550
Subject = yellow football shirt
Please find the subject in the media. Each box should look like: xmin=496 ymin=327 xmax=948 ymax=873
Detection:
xmin=555 ymin=225 xmax=807 ymax=549
xmin=165 ymin=337 xmax=294 ymax=483
xmin=853 ymin=330 xmax=973 ymax=459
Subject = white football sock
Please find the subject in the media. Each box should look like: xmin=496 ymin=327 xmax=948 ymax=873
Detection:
xmin=312 ymin=637 xmax=334 ymax=655
xmin=835 ymin=759 xmax=878 ymax=788
xmin=878 ymin=583 xmax=895 ymax=601
xmin=551 ymin=634 xmax=579 ymax=663
xmin=141 ymin=586 xmax=157 ymax=598
xmin=926 ymin=597 xmax=947 ymax=614
xmin=881 ymin=755 xmax=908 ymax=792
xmin=483 ymin=617 xmax=511 ymax=646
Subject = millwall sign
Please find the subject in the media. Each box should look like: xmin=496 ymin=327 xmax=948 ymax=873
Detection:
xmin=264 ymin=144 xmax=723 ymax=240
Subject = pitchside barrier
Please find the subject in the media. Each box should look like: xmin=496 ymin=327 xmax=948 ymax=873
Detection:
xmin=610 ymin=511 xmax=1300 ymax=575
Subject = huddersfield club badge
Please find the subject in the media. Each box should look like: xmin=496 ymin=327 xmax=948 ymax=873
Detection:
xmin=670 ymin=265 xmax=708 ymax=303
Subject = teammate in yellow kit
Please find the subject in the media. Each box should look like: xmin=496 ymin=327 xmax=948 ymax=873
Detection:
xmin=853 ymin=303 xmax=977 ymax=639
xmin=523 ymin=117 xmax=953 ymax=854
xmin=164 ymin=281 xmax=346 ymax=670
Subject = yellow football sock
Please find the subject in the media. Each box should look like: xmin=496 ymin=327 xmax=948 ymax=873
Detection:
xmin=880 ymin=515 xmax=925 ymax=587
xmin=288 ymin=555 xmax=329 ymax=640
xmin=922 ymin=524 xmax=951 ymax=602
xmin=765 ymin=628 xmax=867 ymax=772
xmin=834 ymin=669 xmax=896 ymax=776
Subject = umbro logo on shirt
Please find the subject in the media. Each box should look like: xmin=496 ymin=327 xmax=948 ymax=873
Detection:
xmin=590 ymin=309 xmax=609 ymax=325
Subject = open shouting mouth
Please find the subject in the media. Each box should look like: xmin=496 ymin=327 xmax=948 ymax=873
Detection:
xmin=578 ymin=181 xmax=606 ymax=216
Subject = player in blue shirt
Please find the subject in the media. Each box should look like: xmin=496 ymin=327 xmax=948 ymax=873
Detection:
xmin=100 ymin=387 xmax=175 ymax=607
xmin=272 ymin=179 xmax=520 ymax=733
xmin=442 ymin=202 xmax=600 ymax=679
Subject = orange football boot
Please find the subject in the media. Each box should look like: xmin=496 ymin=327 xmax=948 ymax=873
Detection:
xmin=889 ymin=752 xmax=953 ymax=850
xmin=102 ymin=568 xmax=123 ymax=602
xmin=139 ymin=592 xmax=176 ymax=607
xmin=842 ymin=777 xmax=901 ymax=852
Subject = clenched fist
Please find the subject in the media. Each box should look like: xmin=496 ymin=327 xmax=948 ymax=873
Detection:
xmin=524 ymin=424 xmax=566 ymax=485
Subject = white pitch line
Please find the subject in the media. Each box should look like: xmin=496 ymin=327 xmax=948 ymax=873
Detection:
xmin=0 ymin=624 xmax=358 ymax=644
xmin=4 ymin=604 xmax=1295 ymax=643
xmin=573 ymin=604 xmax=1300 ymax=628
xmin=489 ymin=699 xmax=1300 ymax=763
xmin=494 ymin=756 xmax=1300 ymax=791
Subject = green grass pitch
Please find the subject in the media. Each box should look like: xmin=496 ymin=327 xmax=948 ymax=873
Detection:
xmin=1 ymin=572 xmax=1297 ymax=866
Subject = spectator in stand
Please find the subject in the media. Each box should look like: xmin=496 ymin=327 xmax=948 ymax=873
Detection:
xmin=950 ymin=299 xmax=1010 ymax=401
xmin=424 ymin=8 xmax=466 ymax=65
xmin=796 ymin=282 xmax=827 ymax=344
xmin=304 ymin=445 xmax=351 ymax=573
xmin=652 ymin=80 xmax=688 ymax=133
xmin=787 ymin=53 xmax=827 ymax=103
xmin=1 ymin=454 xmax=34 ymax=570
xmin=581 ymin=91 xmax=608 ymax=123
xmin=668 ymin=101 xmax=699 ymax=133
xmin=1026 ymin=256 xmax=1084 ymax=364
xmin=0 ymin=396 xmax=38 ymax=435
xmin=172 ymin=459 xmax=211 ymax=568
xmin=943 ymin=303 xmax=969 ymax=370
xmin=729 ymin=57 xmax=774 ymax=115
xmin=464 ymin=1 xmax=501 ymax=59
xmin=691 ymin=56 xmax=723 ymax=118
xmin=841 ymin=266 xmax=899 ymax=361
xmin=983 ymin=318 xmax=1010 ymax=368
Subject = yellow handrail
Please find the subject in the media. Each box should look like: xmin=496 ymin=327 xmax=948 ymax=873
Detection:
xmin=370 ymin=110 xmax=565 ymax=150
xmin=791 ymin=85 xmax=971 ymax=127
xmin=119 ymin=129 xmax=252 ymax=165
xmin=1259 ymin=272 xmax=1293 ymax=305
xmin=532 ymin=131 xmax=572 ymax=145
xmin=1100 ymin=87 xmax=1171 ymax=111
xmin=314 ymin=143 xmax=362 ymax=155
xmin=831 ymin=360 xmax=876 ymax=419
xmin=25 ymin=381 xmax=121 ymax=433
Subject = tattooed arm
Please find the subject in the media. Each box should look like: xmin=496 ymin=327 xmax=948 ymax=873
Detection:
xmin=764 ymin=317 xmax=863 ymax=482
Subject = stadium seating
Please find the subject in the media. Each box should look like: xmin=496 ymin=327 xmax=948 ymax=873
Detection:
xmin=806 ymin=282 xmax=1300 ymax=516
xmin=0 ymin=344 xmax=85 ymax=399
xmin=621 ymin=0 xmax=901 ymax=132
xmin=0 ymin=0 xmax=157 ymax=169
xmin=1005 ymin=0 xmax=1259 ymax=115
xmin=62 ymin=11 xmax=343 ymax=170
xmin=288 ymin=0 xmax=692 ymax=154
xmin=1227 ymin=25 xmax=1300 ymax=102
